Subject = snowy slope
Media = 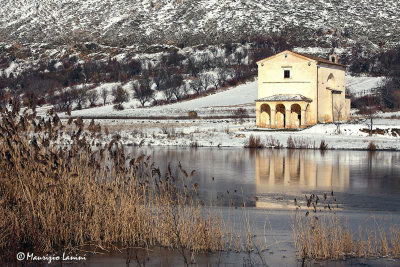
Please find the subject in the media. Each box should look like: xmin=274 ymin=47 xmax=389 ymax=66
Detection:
xmin=346 ymin=76 xmax=385 ymax=96
xmin=66 ymin=81 xmax=258 ymax=118
xmin=1 ymin=0 xmax=399 ymax=47
xmin=65 ymin=76 xmax=382 ymax=118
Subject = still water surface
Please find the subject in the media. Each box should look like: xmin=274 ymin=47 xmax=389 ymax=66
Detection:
xmin=84 ymin=148 xmax=400 ymax=266
xmin=128 ymin=147 xmax=400 ymax=212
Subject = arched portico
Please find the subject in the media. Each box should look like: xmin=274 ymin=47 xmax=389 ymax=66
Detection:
xmin=275 ymin=104 xmax=286 ymax=128
xmin=290 ymin=104 xmax=301 ymax=127
xmin=256 ymin=94 xmax=313 ymax=129
xmin=260 ymin=104 xmax=271 ymax=127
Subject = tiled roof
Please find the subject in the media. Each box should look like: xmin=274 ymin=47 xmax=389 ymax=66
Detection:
xmin=256 ymin=94 xmax=313 ymax=102
xmin=296 ymin=52 xmax=346 ymax=67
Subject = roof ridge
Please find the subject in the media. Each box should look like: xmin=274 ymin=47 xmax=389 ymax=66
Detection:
xmin=295 ymin=51 xmax=346 ymax=67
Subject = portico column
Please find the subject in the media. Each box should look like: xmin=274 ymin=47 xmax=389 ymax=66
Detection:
xmin=301 ymin=109 xmax=306 ymax=127
xmin=285 ymin=109 xmax=291 ymax=128
xmin=271 ymin=109 xmax=276 ymax=128
xmin=256 ymin=105 xmax=260 ymax=127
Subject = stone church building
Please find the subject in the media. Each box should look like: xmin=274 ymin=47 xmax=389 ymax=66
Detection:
xmin=256 ymin=50 xmax=351 ymax=129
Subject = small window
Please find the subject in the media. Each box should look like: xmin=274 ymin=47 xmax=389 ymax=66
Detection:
xmin=331 ymin=56 xmax=336 ymax=63
xmin=284 ymin=70 xmax=290 ymax=78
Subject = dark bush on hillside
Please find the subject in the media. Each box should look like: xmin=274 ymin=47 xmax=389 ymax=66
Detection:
xmin=378 ymin=77 xmax=400 ymax=110
xmin=233 ymin=108 xmax=248 ymax=118
xmin=113 ymin=104 xmax=124 ymax=110
xmin=226 ymin=78 xmax=238 ymax=87
xmin=112 ymin=86 xmax=129 ymax=104
xmin=351 ymin=95 xmax=381 ymax=114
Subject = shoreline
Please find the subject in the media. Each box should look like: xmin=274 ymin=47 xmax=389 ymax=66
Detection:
xmin=62 ymin=117 xmax=400 ymax=151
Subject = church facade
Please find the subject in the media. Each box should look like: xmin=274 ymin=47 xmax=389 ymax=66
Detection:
xmin=256 ymin=50 xmax=350 ymax=129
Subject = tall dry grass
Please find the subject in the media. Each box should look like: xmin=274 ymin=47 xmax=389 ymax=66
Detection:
xmin=245 ymin=135 xmax=264 ymax=148
xmin=0 ymin=103 xmax=226 ymax=264
xmin=292 ymin=192 xmax=400 ymax=261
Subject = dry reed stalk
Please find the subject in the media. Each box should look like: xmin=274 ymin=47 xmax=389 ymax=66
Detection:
xmin=292 ymin=193 xmax=400 ymax=261
xmin=0 ymin=105 xmax=239 ymax=263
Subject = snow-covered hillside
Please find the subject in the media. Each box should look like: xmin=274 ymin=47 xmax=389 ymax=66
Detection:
xmin=1 ymin=0 xmax=399 ymax=47
xmin=63 ymin=76 xmax=384 ymax=118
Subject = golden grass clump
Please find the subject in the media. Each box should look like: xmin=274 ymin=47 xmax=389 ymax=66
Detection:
xmin=0 ymin=103 xmax=225 ymax=263
xmin=292 ymin=192 xmax=400 ymax=261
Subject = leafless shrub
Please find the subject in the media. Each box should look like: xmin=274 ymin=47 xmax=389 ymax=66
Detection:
xmin=367 ymin=141 xmax=377 ymax=151
xmin=245 ymin=135 xmax=264 ymax=148
xmin=320 ymin=140 xmax=328 ymax=150
xmin=113 ymin=103 xmax=124 ymax=110
xmin=233 ymin=108 xmax=248 ymax=118
xmin=265 ymin=136 xmax=282 ymax=148
xmin=161 ymin=125 xmax=176 ymax=137
xmin=87 ymin=90 xmax=99 ymax=106
xmin=101 ymin=88 xmax=109 ymax=105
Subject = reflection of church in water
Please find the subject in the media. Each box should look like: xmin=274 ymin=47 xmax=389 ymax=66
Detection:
xmin=255 ymin=150 xmax=350 ymax=190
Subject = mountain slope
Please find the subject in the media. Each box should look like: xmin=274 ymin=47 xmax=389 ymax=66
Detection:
xmin=1 ymin=0 xmax=399 ymax=47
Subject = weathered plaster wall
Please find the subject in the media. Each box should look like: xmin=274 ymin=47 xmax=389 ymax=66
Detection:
xmin=257 ymin=52 xmax=319 ymax=125
xmin=317 ymin=64 xmax=346 ymax=122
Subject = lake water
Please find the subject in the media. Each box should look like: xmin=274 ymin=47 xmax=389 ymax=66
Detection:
xmin=128 ymin=147 xmax=400 ymax=212
xmin=82 ymin=148 xmax=400 ymax=266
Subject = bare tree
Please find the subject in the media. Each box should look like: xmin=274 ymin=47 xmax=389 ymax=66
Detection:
xmin=365 ymin=94 xmax=378 ymax=136
xmin=112 ymin=86 xmax=129 ymax=104
xmin=217 ymin=69 xmax=228 ymax=88
xmin=87 ymin=90 xmax=99 ymax=106
xmin=186 ymin=56 xmax=199 ymax=77
xmin=333 ymin=102 xmax=344 ymax=134
xmin=234 ymin=51 xmax=244 ymax=66
xmin=71 ymin=87 xmax=87 ymax=110
xmin=189 ymin=78 xmax=202 ymax=95
xmin=163 ymin=87 xmax=175 ymax=101
xmin=171 ymin=84 xmax=186 ymax=101
xmin=163 ymin=74 xmax=184 ymax=101
xmin=101 ymin=88 xmax=109 ymax=105
xmin=58 ymin=89 xmax=76 ymax=111
xmin=199 ymin=74 xmax=212 ymax=92
xmin=154 ymin=64 xmax=169 ymax=91
xmin=133 ymin=79 xmax=154 ymax=107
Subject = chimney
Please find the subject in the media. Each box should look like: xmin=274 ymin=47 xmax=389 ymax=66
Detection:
xmin=329 ymin=54 xmax=338 ymax=64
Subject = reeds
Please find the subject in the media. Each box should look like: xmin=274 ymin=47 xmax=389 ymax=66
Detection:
xmin=0 ymin=105 xmax=228 ymax=263
xmin=292 ymin=192 xmax=400 ymax=261
xmin=245 ymin=135 xmax=264 ymax=148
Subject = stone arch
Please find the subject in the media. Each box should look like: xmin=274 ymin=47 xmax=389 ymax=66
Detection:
xmin=327 ymin=73 xmax=335 ymax=89
xmin=275 ymin=104 xmax=286 ymax=128
xmin=260 ymin=104 xmax=271 ymax=127
xmin=290 ymin=104 xmax=301 ymax=127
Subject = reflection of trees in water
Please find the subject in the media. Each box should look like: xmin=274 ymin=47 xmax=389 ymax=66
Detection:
xmin=351 ymin=152 xmax=400 ymax=193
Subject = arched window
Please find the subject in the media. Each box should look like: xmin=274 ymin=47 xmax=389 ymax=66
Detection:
xmin=326 ymin=73 xmax=335 ymax=89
